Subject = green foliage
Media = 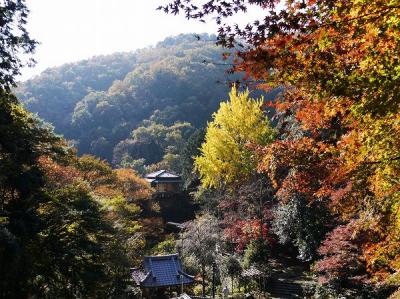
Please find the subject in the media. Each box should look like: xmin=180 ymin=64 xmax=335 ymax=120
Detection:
xmin=16 ymin=34 xmax=235 ymax=161
xmin=113 ymin=121 xmax=194 ymax=173
xmin=220 ymin=255 xmax=242 ymax=294
xmin=272 ymin=195 xmax=331 ymax=261
xmin=195 ymin=86 xmax=275 ymax=188
xmin=36 ymin=183 xmax=118 ymax=298
xmin=0 ymin=90 xmax=157 ymax=297
xmin=223 ymin=255 xmax=242 ymax=279
xmin=0 ymin=91 xmax=68 ymax=297
xmin=225 ymin=256 xmax=242 ymax=277
xmin=191 ymin=186 xmax=222 ymax=217
xmin=152 ymin=235 xmax=176 ymax=255
xmin=243 ymin=239 xmax=269 ymax=270
xmin=0 ymin=0 xmax=37 ymax=89
xmin=17 ymin=54 xmax=137 ymax=134
xmin=180 ymin=128 xmax=205 ymax=190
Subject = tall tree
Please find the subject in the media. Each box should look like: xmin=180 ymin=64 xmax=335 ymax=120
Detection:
xmin=195 ymin=86 xmax=275 ymax=188
xmin=179 ymin=215 xmax=221 ymax=296
xmin=0 ymin=0 xmax=36 ymax=89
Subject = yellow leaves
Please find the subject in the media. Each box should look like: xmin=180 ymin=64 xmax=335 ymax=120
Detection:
xmin=102 ymin=195 xmax=141 ymax=215
xmin=317 ymin=31 xmax=334 ymax=51
xmin=66 ymin=222 xmax=79 ymax=234
xmin=195 ymin=86 xmax=275 ymax=188
xmin=364 ymin=233 xmax=400 ymax=283
xmin=124 ymin=220 xmax=143 ymax=234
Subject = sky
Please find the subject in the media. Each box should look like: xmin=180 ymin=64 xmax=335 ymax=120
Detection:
xmin=20 ymin=0 xmax=264 ymax=81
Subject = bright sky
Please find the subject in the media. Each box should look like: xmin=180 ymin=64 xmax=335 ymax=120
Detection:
xmin=20 ymin=0 xmax=264 ymax=81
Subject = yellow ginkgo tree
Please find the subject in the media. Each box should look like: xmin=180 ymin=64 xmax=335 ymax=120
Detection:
xmin=195 ymin=86 xmax=275 ymax=188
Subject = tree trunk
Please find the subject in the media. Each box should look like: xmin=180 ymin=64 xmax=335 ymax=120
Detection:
xmin=202 ymin=265 xmax=206 ymax=297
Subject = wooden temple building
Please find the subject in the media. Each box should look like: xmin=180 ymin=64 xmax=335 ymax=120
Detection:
xmin=131 ymin=254 xmax=194 ymax=298
xmin=144 ymin=170 xmax=182 ymax=193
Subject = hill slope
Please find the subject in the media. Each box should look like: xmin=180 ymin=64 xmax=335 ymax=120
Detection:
xmin=16 ymin=34 xmax=238 ymax=164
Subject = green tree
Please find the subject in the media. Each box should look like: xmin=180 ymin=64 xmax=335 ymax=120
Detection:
xmin=152 ymin=235 xmax=176 ymax=255
xmin=0 ymin=0 xmax=37 ymax=89
xmin=35 ymin=183 xmax=117 ymax=298
xmin=222 ymin=255 xmax=242 ymax=293
xmin=272 ymin=194 xmax=331 ymax=261
xmin=243 ymin=239 xmax=270 ymax=271
xmin=195 ymin=86 xmax=275 ymax=188
xmin=180 ymin=128 xmax=205 ymax=190
xmin=113 ymin=121 xmax=193 ymax=173
xmin=0 ymin=90 xmax=66 ymax=297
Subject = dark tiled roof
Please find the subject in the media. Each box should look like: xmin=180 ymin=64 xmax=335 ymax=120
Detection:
xmin=131 ymin=254 xmax=194 ymax=288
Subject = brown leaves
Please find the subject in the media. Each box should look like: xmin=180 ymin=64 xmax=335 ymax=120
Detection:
xmin=38 ymin=156 xmax=81 ymax=189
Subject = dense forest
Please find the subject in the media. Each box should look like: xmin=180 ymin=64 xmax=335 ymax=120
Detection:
xmin=16 ymin=34 xmax=246 ymax=169
xmin=1 ymin=0 xmax=400 ymax=298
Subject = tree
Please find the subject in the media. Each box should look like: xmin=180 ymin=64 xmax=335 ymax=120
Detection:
xmin=315 ymin=221 xmax=365 ymax=292
xmin=161 ymin=0 xmax=400 ymax=290
xmin=179 ymin=215 xmax=221 ymax=296
xmin=222 ymin=255 xmax=242 ymax=293
xmin=242 ymin=238 xmax=270 ymax=271
xmin=195 ymin=86 xmax=275 ymax=188
xmin=35 ymin=183 xmax=116 ymax=298
xmin=113 ymin=121 xmax=194 ymax=172
xmin=180 ymin=128 xmax=205 ymax=190
xmin=272 ymin=194 xmax=331 ymax=261
xmin=0 ymin=0 xmax=37 ymax=89
xmin=37 ymin=153 xmax=159 ymax=296
xmin=0 ymin=91 xmax=66 ymax=297
xmin=222 ymin=175 xmax=274 ymax=251
xmin=0 ymin=92 xmax=159 ymax=296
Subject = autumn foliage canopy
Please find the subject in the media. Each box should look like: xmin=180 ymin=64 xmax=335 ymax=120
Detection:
xmin=162 ymin=0 xmax=400 ymax=288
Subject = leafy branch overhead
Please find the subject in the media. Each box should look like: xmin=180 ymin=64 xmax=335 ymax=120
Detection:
xmin=0 ymin=0 xmax=37 ymax=89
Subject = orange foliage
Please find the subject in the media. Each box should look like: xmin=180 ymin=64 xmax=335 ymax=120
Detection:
xmin=113 ymin=168 xmax=153 ymax=201
xmin=38 ymin=156 xmax=82 ymax=188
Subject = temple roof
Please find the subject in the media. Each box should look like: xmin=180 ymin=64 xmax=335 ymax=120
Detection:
xmin=131 ymin=254 xmax=194 ymax=288
xmin=145 ymin=170 xmax=182 ymax=184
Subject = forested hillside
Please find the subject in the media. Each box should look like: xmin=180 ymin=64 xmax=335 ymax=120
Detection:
xmin=16 ymin=53 xmax=137 ymax=133
xmin=3 ymin=0 xmax=399 ymax=298
xmin=16 ymin=34 xmax=237 ymax=166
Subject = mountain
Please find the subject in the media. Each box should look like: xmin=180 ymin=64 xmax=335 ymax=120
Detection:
xmin=17 ymin=52 xmax=137 ymax=134
xmin=16 ymin=33 xmax=279 ymax=172
xmin=16 ymin=34 xmax=239 ymax=162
